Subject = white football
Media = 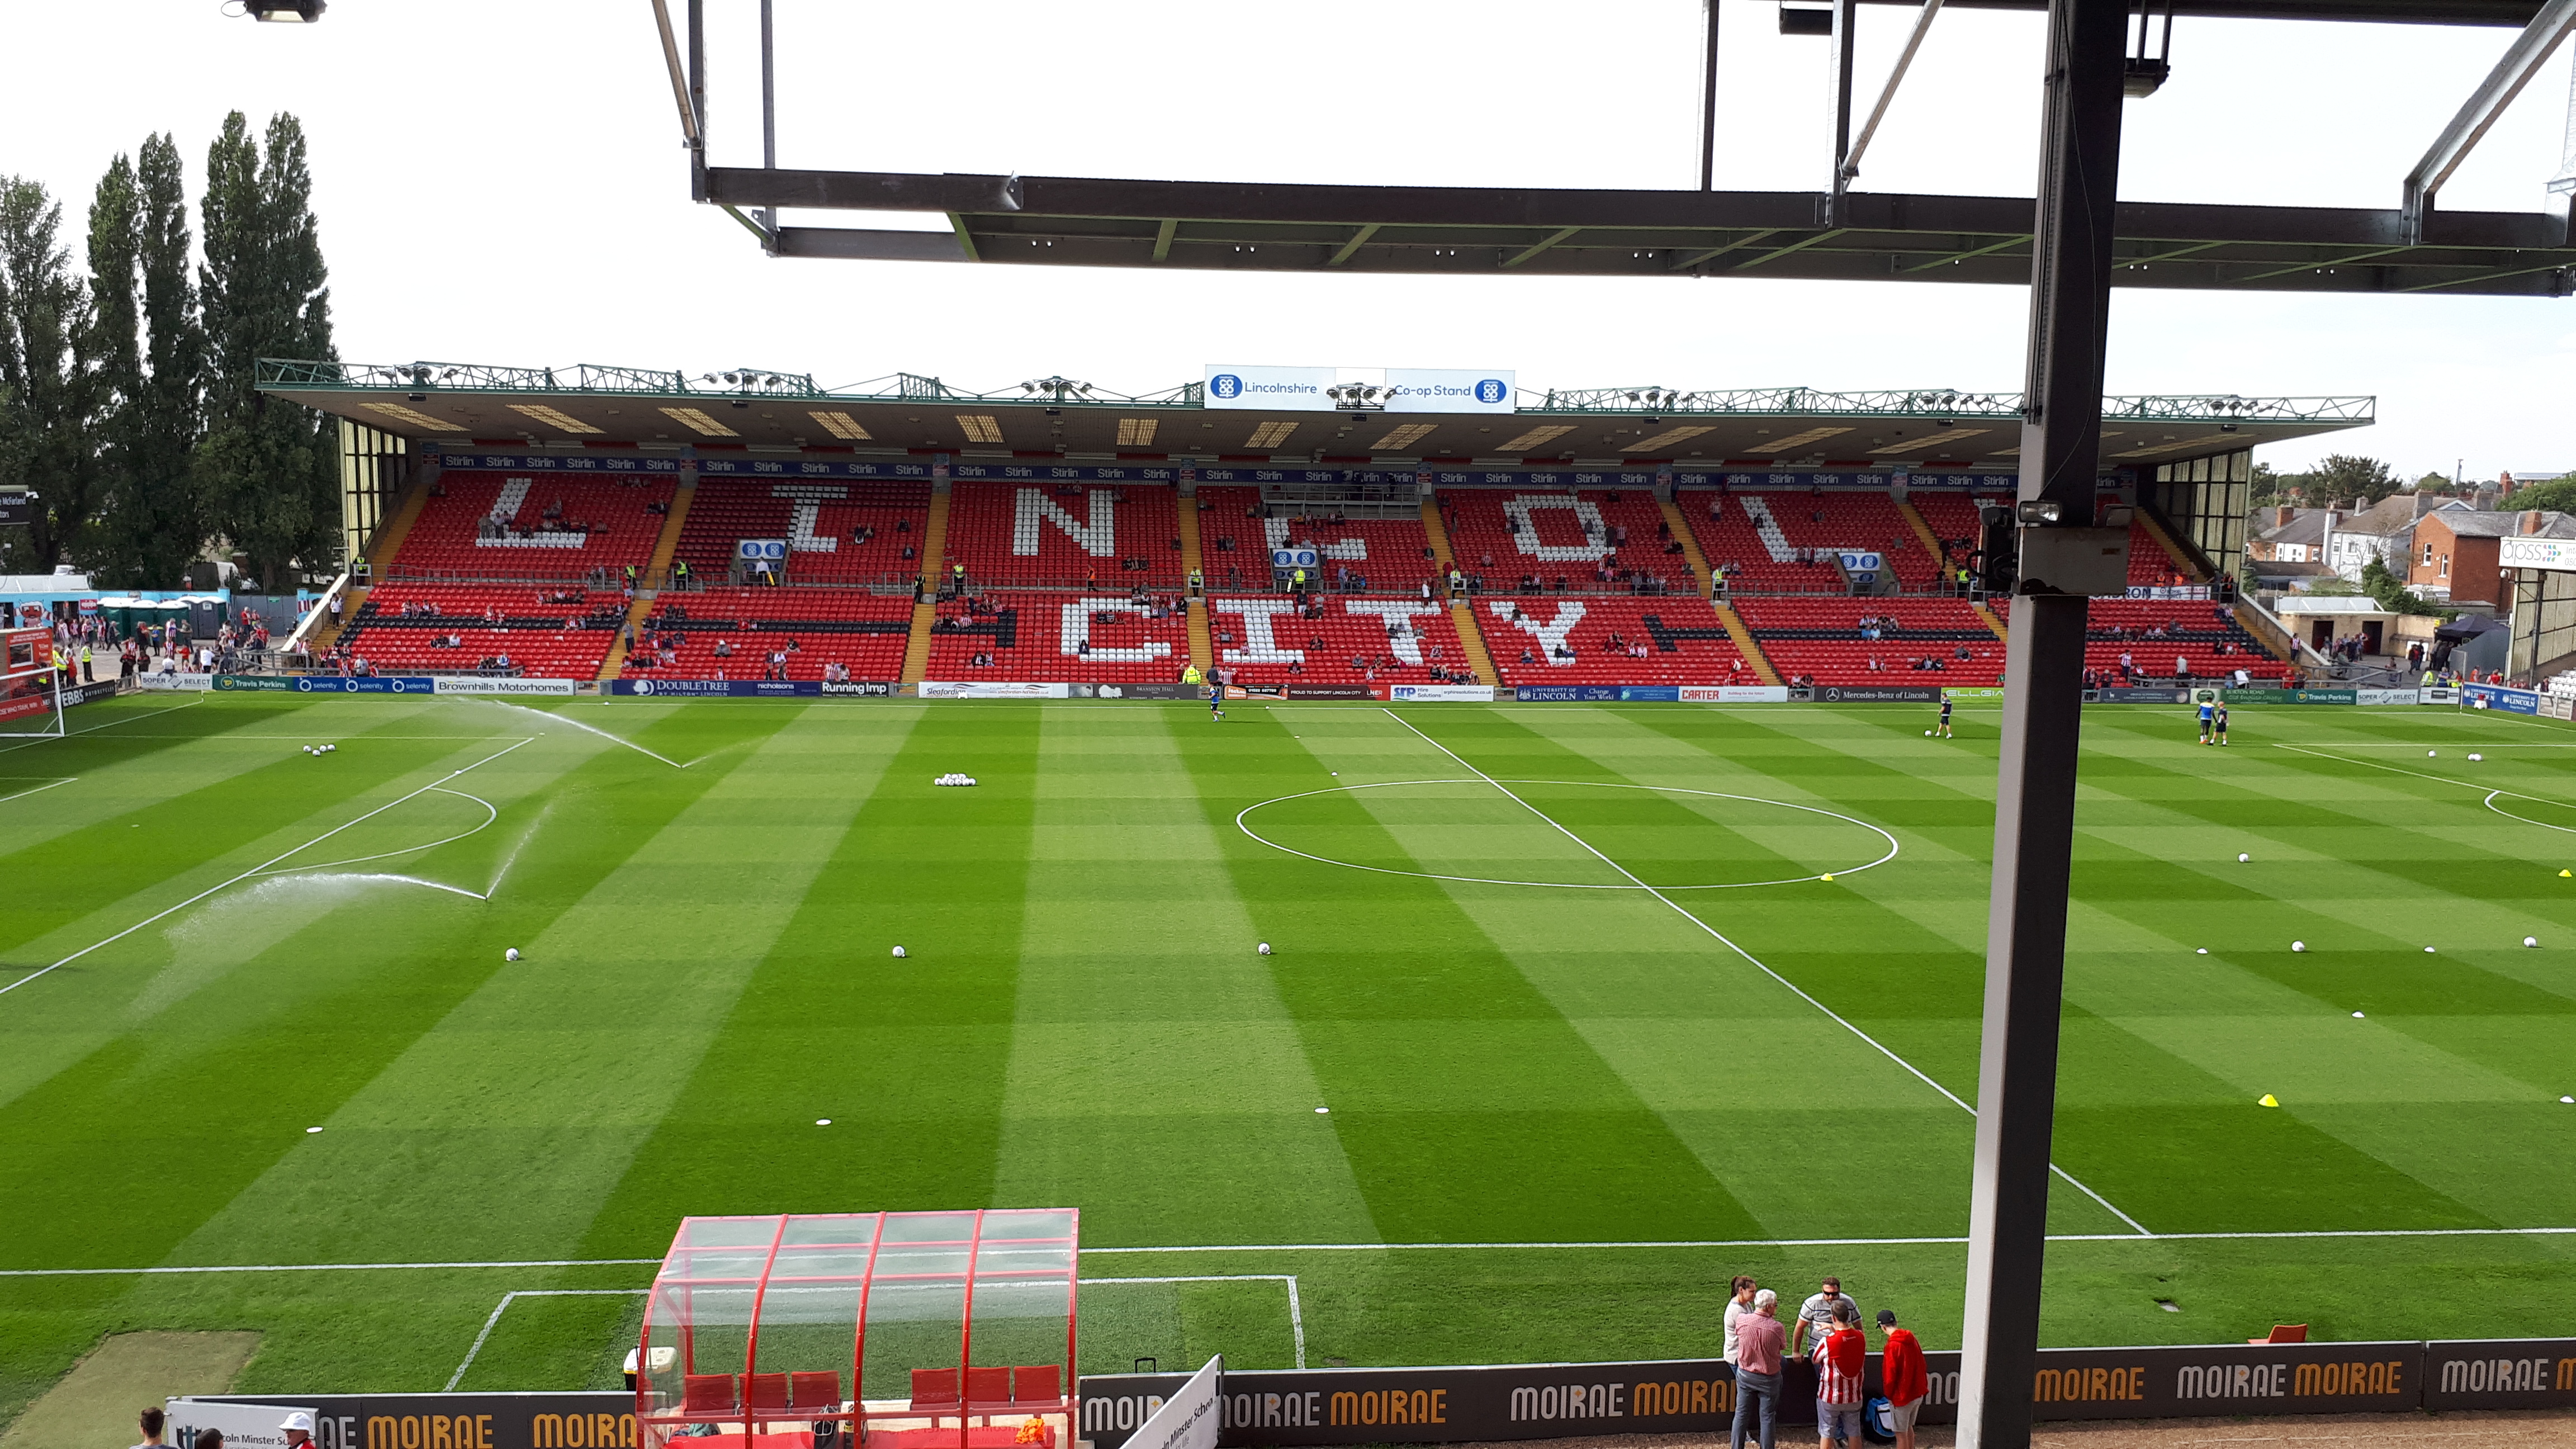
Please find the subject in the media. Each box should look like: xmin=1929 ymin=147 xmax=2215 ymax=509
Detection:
xmin=2469 ymin=753 xmax=2483 ymax=761
xmin=1258 ymin=943 xmax=1272 ymax=955
xmin=967 ymin=778 xmax=977 ymax=786
xmin=2527 ymin=936 xmax=2540 ymax=948
xmin=2425 ymin=946 xmax=2436 ymax=954
xmin=892 ymin=945 xmax=907 ymax=958
xmin=2238 ymin=853 xmax=2250 ymax=863
xmin=2353 ymin=1011 xmax=2365 ymax=1019
xmin=2428 ymin=750 xmax=2437 ymax=757
xmin=2196 ymin=948 xmax=2208 ymax=955
xmin=1924 ymin=730 xmax=1933 ymax=736
xmin=504 ymin=948 xmax=520 ymax=962
xmin=2293 ymin=941 xmax=2307 ymax=952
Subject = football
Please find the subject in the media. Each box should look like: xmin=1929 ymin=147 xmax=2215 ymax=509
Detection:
xmin=504 ymin=948 xmax=519 ymax=962
xmin=1258 ymin=943 xmax=1272 ymax=955
xmin=892 ymin=945 xmax=907 ymax=959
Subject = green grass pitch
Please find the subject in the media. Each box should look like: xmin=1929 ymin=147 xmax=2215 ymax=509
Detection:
xmin=3 ymin=692 xmax=2574 ymax=1422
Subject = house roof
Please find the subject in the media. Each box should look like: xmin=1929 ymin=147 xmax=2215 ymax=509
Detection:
xmin=2256 ymin=512 xmax=2328 ymax=548
xmin=2332 ymin=493 xmax=2464 ymax=540
xmin=2422 ymin=508 xmax=2576 ymax=539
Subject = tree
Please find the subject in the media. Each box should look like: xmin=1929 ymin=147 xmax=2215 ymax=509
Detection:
xmin=2299 ymin=454 xmax=2401 ymax=508
xmin=2505 ymin=476 xmax=2576 ymax=515
xmin=2414 ymin=471 xmax=2452 ymax=495
xmin=197 ymin=111 xmax=337 ymax=592
xmin=0 ymin=176 xmax=100 ymax=574
xmin=89 ymin=134 xmax=207 ymax=588
xmin=2359 ymin=556 xmax=2451 ymax=619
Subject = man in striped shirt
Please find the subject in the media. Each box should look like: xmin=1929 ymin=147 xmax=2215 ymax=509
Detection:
xmin=1812 ymin=1301 xmax=1867 ymax=1449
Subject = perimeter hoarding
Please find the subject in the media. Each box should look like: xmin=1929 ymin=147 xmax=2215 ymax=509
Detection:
xmin=215 ymin=675 xmax=441 ymax=694
xmin=2423 ymin=1339 xmax=2576 ymax=1409
xmin=2463 ymin=682 xmax=2541 ymax=714
xmin=610 ymin=678 xmax=821 ymax=698
xmin=1814 ymin=685 xmax=1943 ymax=704
xmin=920 ymin=680 xmax=1074 ymax=699
xmin=175 ymin=1393 xmax=635 ymax=1449
xmin=434 ymin=676 xmax=579 ymax=697
xmin=1386 ymin=684 xmax=1494 ymax=702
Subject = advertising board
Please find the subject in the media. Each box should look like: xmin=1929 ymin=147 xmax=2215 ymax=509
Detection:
xmin=2463 ymin=682 xmax=2540 ymax=714
xmin=2353 ymin=688 xmax=2422 ymax=706
xmin=1202 ymin=366 xmax=1513 ymax=414
xmin=1815 ymin=685 xmax=1942 ymax=704
xmin=2499 ymin=536 xmax=2576 ymax=571
xmin=822 ymin=679 xmax=899 ymax=697
xmin=1071 ymin=682 xmax=1196 ymax=699
xmin=1387 ymin=684 xmax=1494 ymax=702
xmin=609 ymin=678 xmax=820 ymax=698
xmin=137 ymin=671 xmax=215 ymax=690
xmin=1617 ymin=686 xmax=1679 ymax=702
xmin=215 ymin=675 xmax=441 ymax=694
xmin=918 ymin=681 xmax=1073 ymax=699
xmin=433 ymin=677 xmax=579 ymax=697
xmin=1516 ymin=685 xmax=1621 ymax=702
xmin=2421 ymin=686 xmax=2459 ymax=704
xmin=2422 ymin=1339 xmax=2576 ymax=1410
xmin=1282 ymin=684 xmax=1377 ymax=700
xmin=1677 ymin=685 xmax=1791 ymax=703
xmin=174 ymin=1392 xmax=636 ymax=1449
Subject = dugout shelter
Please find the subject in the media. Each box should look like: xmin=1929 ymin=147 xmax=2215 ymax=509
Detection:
xmin=637 ymin=1209 xmax=1078 ymax=1449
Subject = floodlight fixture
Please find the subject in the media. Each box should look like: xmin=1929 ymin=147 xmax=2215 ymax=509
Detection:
xmin=2017 ymin=499 xmax=2064 ymax=524
xmin=247 ymin=0 xmax=326 ymax=20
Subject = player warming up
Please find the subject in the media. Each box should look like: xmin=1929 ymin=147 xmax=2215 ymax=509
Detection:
xmin=1208 ymin=679 xmax=1226 ymax=721
xmin=1933 ymin=692 xmax=1953 ymax=739
xmin=2197 ymin=694 xmax=2217 ymax=745
xmin=2213 ymin=699 xmax=2229 ymax=746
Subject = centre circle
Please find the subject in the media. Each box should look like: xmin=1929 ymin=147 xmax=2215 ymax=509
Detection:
xmin=1235 ymin=778 xmax=1898 ymax=890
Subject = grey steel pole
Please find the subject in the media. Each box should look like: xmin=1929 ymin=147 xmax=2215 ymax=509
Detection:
xmin=1955 ymin=0 xmax=2129 ymax=1441
xmin=1699 ymin=0 xmax=1722 ymax=191
xmin=760 ymin=0 xmax=778 ymax=235
xmin=687 ymin=0 xmax=708 ymax=202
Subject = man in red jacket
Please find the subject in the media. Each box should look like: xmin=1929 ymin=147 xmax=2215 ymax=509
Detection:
xmin=1875 ymin=1309 xmax=1928 ymax=1449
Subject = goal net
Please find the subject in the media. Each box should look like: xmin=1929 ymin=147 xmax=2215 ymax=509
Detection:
xmin=0 ymin=628 xmax=67 ymax=739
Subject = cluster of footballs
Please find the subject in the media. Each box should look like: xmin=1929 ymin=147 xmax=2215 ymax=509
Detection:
xmin=301 ymin=744 xmax=336 ymax=756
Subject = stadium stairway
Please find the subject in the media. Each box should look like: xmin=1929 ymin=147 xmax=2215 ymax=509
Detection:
xmin=1447 ymin=600 xmax=1499 ymax=685
xmin=1895 ymin=498 xmax=1947 ymax=564
xmin=597 ymin=480 xmax=697 ymax=681
xmin=1419 ymin=496 xmax=1456 ymax=568
xmin=1178 ymin=490 xmax=1214 ymax=675
xmin=1972 ymin=602 xmax=2009 ymax=640
xmin=1711 ymin=602 xmax=1783 ymax=686
xmin=1655 ymin=495 xmax=1712 ymax=594
xmin=364 ymin=479 xmax=434 ymax=575
xmin=899 ymin=482 xmax=953 ymax=686
xmin=2134 ymin=505 xmax=2208 ymax=582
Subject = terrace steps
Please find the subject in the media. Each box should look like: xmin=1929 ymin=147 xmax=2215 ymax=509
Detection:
xmin=309 ymin=584 xmax=367 ymax=654
xmin=599 ymin=594 xmax=653 ymax=681
xmin=901 ymin=486 xmax=953 ymax=686
xmin=1973 ymin=603 xmax=2010 ymax=640
xmin=2135 ymin=507 xmax=2206 ymax=583
xmin=1177 ymin=493 xmax=1213 ymax=675
xmin=643 ymin=479 xmax=695 ymax=583
xmin=1711 ymin=602 xmax=1783 ymax=686
xmin=1895 ymin=499 xmax=1947 ymax=571
xmin=365 ymin=479 xmax=434 ymax=574
xmin=1656 ymin=495 xmax=1712 ymax=594
xmin=1419 ymin=498 xmax=1456 ymax=566
xmin=1186 ymin=600 xmax=1214 ymax=676
xmin=1447 ymin=601 xmax=1498 ymax=686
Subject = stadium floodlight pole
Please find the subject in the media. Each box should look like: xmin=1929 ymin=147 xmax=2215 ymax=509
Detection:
xmin=760 ymin=0 xmax=780 ymax=247
xmin=1699 ymin=0 xmax=1722 ymax=191
xmin=1829 ymin=0 xmax=1861 ymax=219
xmin=1955 ymin=0 xmax=2128 ymax=1440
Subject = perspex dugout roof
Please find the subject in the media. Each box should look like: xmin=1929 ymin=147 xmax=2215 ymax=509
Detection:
xmin=638 ymin=1209 xmax=1078 ymax=1449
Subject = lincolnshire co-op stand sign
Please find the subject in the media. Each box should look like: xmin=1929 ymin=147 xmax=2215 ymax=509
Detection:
xmin=1204 ymin=366 xmax=1516 ymax=413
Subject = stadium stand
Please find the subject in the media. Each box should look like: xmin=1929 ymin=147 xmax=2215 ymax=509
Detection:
xmin=622 ymin=588 xmax=915 ymax=681
xmin=673 ymin=476 xmax=931 ymax=586
xmin=1195 ymin=487 xmax=1444 ymax=595
xmin=944 ymin=482 xmax=1186 ymax=590
xmin=394 ymin=470 xmax=674 ymax=579
xmin=1679 ymin=487 xmax=1942 ymax=593
xmin=2083 ymin=598 xmax=2275 ymax=683
xmin=1906 ymin=491 xmax=2005 ymax=582
xmin=1208 ymin=595 xmax=1476 ymax=686
xmin=925 ymin=591 xmax=1192 ymax=682
xmin=1439 ymin=487 xmax=1694 ymax=596
xmin=335 ymin=582 xmax=624 ymax=677
xmin=1481 ymin=596 xmax=1755 ymax=687
xmin=1732 ymin=596 xmax=2005 ymax=686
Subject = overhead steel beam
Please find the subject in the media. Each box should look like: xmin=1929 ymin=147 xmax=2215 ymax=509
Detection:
xmin=1328 ymin=223 xmax=1380 ymax=266
xmin=2402 ymin=0 xmax=2576 ymax=240
xmin=1844 ymin=0 xmax=1950 ymax=184
xmin=1504 ymin=226 xmax=1583 ymax=267
xmin=1831 ymin=0 xmax=1863 ymax=215
xmin=1855 ymin=0 xmax=2538 ymax=20
xmin=1152 ymin=217 xmax=1178 ymax=261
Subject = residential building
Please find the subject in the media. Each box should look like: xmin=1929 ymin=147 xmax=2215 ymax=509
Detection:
xmin=2410 ymin=508 xmax=2576 ymax=610
xmin=2323 ymin=494 xmax=2468 ymax=584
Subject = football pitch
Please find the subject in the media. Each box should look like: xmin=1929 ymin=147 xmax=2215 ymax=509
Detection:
xmin=3 ymin=692 xmax=2574 ymax=1420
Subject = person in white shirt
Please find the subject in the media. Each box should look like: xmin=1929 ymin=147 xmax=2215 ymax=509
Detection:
xmin=1722 ymin=1275 xmax=1758 ymax=1364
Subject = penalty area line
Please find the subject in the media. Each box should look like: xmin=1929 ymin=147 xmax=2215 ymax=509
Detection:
xmin=1379 ymin=707 xmax=2154 ymax=1239
xmin=0 ymin=777 xmax=75 ymax=804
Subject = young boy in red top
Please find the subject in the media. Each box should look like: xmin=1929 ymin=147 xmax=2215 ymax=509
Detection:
xmin=1875 ymin=1309 xmax=1928 ymax=1449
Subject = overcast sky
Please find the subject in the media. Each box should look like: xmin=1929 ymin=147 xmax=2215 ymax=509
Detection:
xmin=16 ymin=2 xmax=2575 ymax=480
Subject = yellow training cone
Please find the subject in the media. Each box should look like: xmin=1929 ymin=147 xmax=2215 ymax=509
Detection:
xmin=2258 ymin=1094 xmax=2280 ymax=1107
xmin=2561 ymin=870 xmax=2571 ymax=878
xmin=1821 ymin=874 xmax=1835 ymax=882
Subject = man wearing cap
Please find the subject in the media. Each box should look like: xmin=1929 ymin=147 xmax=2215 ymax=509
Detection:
xmin=1876 ymin=1310 xmax=1927 ymax=1449
xmin=278 ymin=1410 xmax=316 ymax=1446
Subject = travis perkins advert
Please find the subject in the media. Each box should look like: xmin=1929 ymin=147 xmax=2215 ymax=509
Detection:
xmin=1077 ymin=1341 xmax=2446 ymax=1447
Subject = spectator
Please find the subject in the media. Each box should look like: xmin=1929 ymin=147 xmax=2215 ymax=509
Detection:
xmin=193 ymin=1431 xmax=224 ymax=1449
xmin=1794 ymin=1276 xmax=1859 ymax=1356
xmin=1722 ymin=1275 xmax=1758 ymax=1366
xmin=1876 ymin=1310 xmax=1926 ymax=1449
xmin=1731 ymin=1289 xmax=1784 ymax=1449
xmin=132 ymin=1407 xmax=165 ymax=1449
xmin=1812 ymin=1301 xmax=1867 ymax=1449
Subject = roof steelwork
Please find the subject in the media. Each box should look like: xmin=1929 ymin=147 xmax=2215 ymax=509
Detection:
xmin=260 ymin=358 xmax=2369 ymax=467
xmin=664 ymin=0 xmax=2576 ymax=297
xmin=711 ymin=169 xmax=2576 ymax=298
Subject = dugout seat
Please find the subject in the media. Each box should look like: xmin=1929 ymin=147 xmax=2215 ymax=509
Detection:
xmin=911 ymin=1368 xmax=962 ymax=1415
xmin=684 ymin=1372 xmax=740 ymax=1414
xmin=1011 ymin=1366 xmax=1060 ymax=1406
xmin=792 ymin=1371 xmax=843 ymax=1408
xmin=746 ymin=1372 xmax=791 ymax=1412
xmin=2250 ymin=1324 xmax=2309 ymax=1344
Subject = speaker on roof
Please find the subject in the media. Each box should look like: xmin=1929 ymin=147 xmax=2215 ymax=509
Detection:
xmin=1974 ymin=505 xmax=2019 ymax=597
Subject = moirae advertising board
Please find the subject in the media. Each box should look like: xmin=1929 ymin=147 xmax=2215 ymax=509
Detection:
xmin=175 ymin=1392 xmax=635 ymax=1449
xmin=2422 ymin=1339 xmax=2576 ymax=1409
xmin=1077 ymin=1342 xmax=2435 ymax=1447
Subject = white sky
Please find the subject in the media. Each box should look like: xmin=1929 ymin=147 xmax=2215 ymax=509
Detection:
xmin=17 ymin=1 xmax=2576 ymax=480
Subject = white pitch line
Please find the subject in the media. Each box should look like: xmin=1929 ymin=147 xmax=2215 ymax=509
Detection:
xmin=0 ymin=737 xmax=534 ymax=998
xmin=1379 ymin=707 xmax=2155 ymax=1239
xmin=0 ymin=776 xmax=75 ymax=803
xmin=472 ymin=698 xmax=688 ymax=769
xmin=1083 ymin=1276 xmax=1306 ymax=1368
xmin=448 ymin=1289 xmax=648 ymax=1390
xmin=2272 ymin=742 xmax=2576 ymax=808
xmin=251 ymin=785 xmax=499 ymax=878
xmin=0 ymin=696 xmax=203 ymax=754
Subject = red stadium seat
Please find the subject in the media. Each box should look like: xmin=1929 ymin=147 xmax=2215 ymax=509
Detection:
xmin=1733 ymin=596 xmax=2003 ymax=687
xmin=911 ymin=1369 xmax=962 ymax=1413
xmin=623 ymin=588 xmax=914 ymax=681
xmin=1680 ymin=486 xmax=1939 ymax=594
xmin=745 ymin=1372 xmax=790 ymax=1412
xmin=1479 ymin=596 xmax=1750 ymax=687
xmin=945 ymin=482 xmax=1184 ymax=590
xmin=676 ymin=476 xmax=931 ymax=586
xmin=389 ymin=470 xmax=674 ymax=580
xmin=926 ymin=591 xmax=1192 ymax=683
xmin=335 ymin=583 xmax=624 ymax=680
xmin=1195 ymin=488 xmax=1443 ymax=597
xmin=1206 ymin=594 xmax=1472 ymax=689
xmin=790 ymin=1371 xmax=844 ymax=1408
xmin=684 ymin=1374 xmax=740 ymax=1414
xmin=1010 ymin=1366 xmax=1059 ymax=1405
xmin=1438 ymin=488 xmax=1693 ymax=597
